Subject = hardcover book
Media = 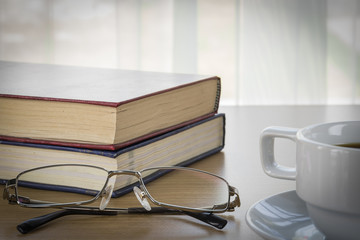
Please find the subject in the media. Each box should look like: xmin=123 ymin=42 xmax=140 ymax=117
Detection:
xmin=0 ymin=114 xmax=225 ymax=197
xmin=0 ymin=61 xmax=221 ymax=150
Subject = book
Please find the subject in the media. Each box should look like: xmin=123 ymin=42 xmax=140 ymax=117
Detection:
xmin=0 ymin=61 xmax=221 ymax=150
xmin=0 ymin=114 xmax=225 ymax=197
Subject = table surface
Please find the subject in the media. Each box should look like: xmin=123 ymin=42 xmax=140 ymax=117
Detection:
xmin=1 ymin=105 xmax=359 ymax=240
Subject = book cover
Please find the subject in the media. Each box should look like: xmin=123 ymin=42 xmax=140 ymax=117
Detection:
xmin=0 ymin=114 xmax=225 ymax=197
xmin=0 ymin=61 xmax=221 ymax=150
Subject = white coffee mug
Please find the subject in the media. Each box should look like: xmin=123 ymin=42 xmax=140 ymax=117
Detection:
xmin=260 ymin=121 xmax=360 ymax=240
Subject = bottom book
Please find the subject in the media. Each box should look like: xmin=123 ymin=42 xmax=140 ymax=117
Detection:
xmin=0 ymin=114 xmax=225 ymax=197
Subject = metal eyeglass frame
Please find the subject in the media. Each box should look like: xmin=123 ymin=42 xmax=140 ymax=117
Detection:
xmin=3 ymin=164 xmax=240 ymax=233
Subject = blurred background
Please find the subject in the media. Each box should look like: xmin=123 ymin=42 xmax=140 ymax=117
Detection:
xmin=0 ymin=0 xmax=359 ymax=105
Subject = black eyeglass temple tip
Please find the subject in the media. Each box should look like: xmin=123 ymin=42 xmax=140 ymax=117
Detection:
xmin=16 ymin=209 xmax=116 ymax=234
xmin=181 ymin=211 xmax=227 ymax=229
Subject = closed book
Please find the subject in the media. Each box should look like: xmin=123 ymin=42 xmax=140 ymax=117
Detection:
xmin=0 ymin=114 xmax=225 ymax=197
xmin=0 ymin=61 xmax=221 ymax=150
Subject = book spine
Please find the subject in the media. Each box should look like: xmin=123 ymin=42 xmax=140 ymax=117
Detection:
xmin=214 ymin=78 xmax=221 ymax=113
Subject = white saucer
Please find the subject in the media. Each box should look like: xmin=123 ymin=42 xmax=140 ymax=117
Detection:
xmin=246 ymin=190 xmax=326 ymax=240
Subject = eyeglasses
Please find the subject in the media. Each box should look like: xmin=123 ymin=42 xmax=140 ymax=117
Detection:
xmin=3 ymin=164 xmax=240 ymax=233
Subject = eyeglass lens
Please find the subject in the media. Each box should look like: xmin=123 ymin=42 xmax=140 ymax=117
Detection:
xmin=140 ymin=168 xmax=229 ymax=210
xmin=16 ymin=165 xmax=108 ymax=204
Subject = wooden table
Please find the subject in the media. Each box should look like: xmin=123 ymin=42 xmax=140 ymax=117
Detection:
xmin=1 ymin=105 xmax=359 ymax=239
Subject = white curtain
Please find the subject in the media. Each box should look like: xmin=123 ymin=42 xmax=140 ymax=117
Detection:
xmin=0 ymin=0 xmax=359 ymax=105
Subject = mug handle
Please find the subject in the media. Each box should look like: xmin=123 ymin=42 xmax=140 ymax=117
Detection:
xmin=260 ymin=126 xmax=298 ymax=180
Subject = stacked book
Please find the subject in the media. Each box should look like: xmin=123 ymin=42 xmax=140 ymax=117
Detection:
xmin=0 ymin=61 xmax=225 ymax=195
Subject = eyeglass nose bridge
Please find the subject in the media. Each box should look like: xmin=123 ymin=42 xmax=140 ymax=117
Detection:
xmin=101 ymin=170 xmax=149 ymax=210
xmin=99 ymin=170 xmax=139 ymax=210
xmin=108 ymin=169 xmax=141 ymax=177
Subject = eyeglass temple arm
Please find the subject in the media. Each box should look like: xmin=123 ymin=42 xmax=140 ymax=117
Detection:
xmin=16 ymin=207 xmax=227 ymax=234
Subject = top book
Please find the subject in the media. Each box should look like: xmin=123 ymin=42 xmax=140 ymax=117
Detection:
xmin=0 ymin=61 xmax=220 ymax=150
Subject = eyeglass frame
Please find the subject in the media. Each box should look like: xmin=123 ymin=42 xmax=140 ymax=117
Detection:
xmin=4 ymin=164 xmax=240 ymax=214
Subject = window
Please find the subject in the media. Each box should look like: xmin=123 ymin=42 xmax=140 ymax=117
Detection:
xmin=0 ymin=0 xmax=359 ymax=105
